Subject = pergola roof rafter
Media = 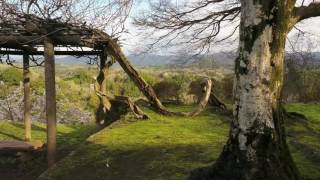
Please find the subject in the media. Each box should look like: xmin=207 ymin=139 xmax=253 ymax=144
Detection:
xmin=0 ymin=14 xmax=112 ymax=55
xmin=0 ymin=50 xmax=101 ymax=56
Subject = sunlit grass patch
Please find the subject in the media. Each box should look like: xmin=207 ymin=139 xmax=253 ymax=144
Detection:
xmin=285 ymin=103 xmax=320 ymax=179
xmin=39 ymin=107 xmax=229 ymax=180
xmin=285 ymin=103 xmax=320 ymax=131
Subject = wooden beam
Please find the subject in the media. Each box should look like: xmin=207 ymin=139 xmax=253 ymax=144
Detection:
xmin=0 ymin=141 xmax=43 ymax=152
xmin=44 ymin=37 xmax=57 ymax=167
xmin=0 ymin=50 xmax=101 ymax=56
xmin=23 ymin=54 xmax=32 ymax=141
xmin=0 ymin=35 xmax=95 ymax=49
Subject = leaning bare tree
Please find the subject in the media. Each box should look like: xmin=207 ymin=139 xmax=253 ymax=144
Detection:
xmin=135 ymin=0 xmax=320 ymax=179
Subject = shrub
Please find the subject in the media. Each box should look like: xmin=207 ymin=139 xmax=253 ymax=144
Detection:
xmin=153 ymin=81 xmax=180 ymax=102
xmin=87 ymin=94 xmax=100 ymax=111
xmin=31 ymin=75 xmax=45 ymax=95
xmin=106 ymin=75 xmax=142 ymax=97
xmin=165 ymin=73 xmax=190 ymax=86
xmin=302 ymin=70 xmax=320 ymax=102
xmin=141 ymin=72 xmax=157 ymax=86
xmin=216 ymin=74 xmax=234 ymax=102
xmin=106 ymin=80 xmax=121 ymax=95
xmin=122 ymin=78 xmax=142 ymax=97
xmin=188 ymin=80 xmax=203 ymax=103
xmin=188 ymin=74 xmax=234 ymax=103
xmin=0 ymin=84 xmax=12 ymax=98
xmin=65 ymin=69 xmax=94 ymax=85
xmin=283 ymin=69 xmax=320 ymax=103
xmin=0 ymin=67 xmax=23 ymax=85
xmin=57 ymin=80 xmax=82 ymax=104
xmin=188 ymin=75 xmax=234 ymax=104
xmin=188 ymin=81 xmax=202 ymax=96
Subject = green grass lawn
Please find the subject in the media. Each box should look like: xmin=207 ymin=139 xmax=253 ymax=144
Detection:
xmin=38 ymin=106 xmax=230 ymax=180
xmin=285 ymin=103 xmax=320 ymax=179
xmin=1 ymin=104 xmax=319 ymax=180
xmin=40 ymin=104 xmax=320 ymax=180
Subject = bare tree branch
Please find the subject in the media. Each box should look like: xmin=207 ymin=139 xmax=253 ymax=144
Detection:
xmin=293 ymin=1 xmax=320 ymax=23
xmin=134 ymin=0 xmax=240 ymax=54
xmin=0 ymin=0 xmax=133 ymax=36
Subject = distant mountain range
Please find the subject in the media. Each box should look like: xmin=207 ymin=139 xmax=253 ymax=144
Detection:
xmin=7 ymin=52 xmax=320 ymax=67
xmin=53 ymin=52 xmax=238 ymax=66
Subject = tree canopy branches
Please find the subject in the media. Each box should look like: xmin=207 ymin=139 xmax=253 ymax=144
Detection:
xmin=134 ymin=0 xmax=241 ymax=53
xmin=134 ymin=0 xmax=320 ymax=54
xmin=293 ymin=1 xmax=320 ymax=23
xmin=0 ymin=0 xmax=133 ymax=36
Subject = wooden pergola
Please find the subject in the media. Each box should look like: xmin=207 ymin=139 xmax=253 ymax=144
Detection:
xmin=0 ymin=15 xmax=122 ymax=167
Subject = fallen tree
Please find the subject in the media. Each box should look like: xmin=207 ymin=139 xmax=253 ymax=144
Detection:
xmin=99 ymin=31 xmax=225 ymax=116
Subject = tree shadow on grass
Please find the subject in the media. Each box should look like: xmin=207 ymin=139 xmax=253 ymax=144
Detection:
xmin=0 ymin=130 xmax=23 ymax=140
xmin=11 ymin=123 xmax=47 ymax=132
xmin=0 ymin=122 xmax=99 ymax=180
xmin=40 ymin=142 xmax=223 ymax=180
xmin=0 ymin=123 xmax=46 ymax=141
xmin=21 ymin=124 xmax=99 ymax=180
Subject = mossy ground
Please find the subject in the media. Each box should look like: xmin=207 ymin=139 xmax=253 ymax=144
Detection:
xmin=0 ymin=104 xmax=319 ymax=180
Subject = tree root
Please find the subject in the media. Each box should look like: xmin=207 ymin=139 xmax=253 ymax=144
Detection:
xmin=95 ymin=95 xmax=148 ymax=125
xmin=113 ymin=96 xmax=149 ymax=119
xmin=208 ymin=92 xmax=227 ymax=110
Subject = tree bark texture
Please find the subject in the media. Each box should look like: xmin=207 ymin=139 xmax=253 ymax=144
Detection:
xmin=95 ymin=49 xmax=112 ymax=124
xmin=190 ymin=1 xmax=300 ymax=179
xmin=23 ymin=54 xmax=32 ymax=142
xmin=44 ymin=37 xmax=57 ymax=168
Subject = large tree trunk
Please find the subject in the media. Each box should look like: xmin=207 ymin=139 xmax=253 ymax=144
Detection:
xmin=190 ymin=1 xmax=299 ymax=179
xmin=23 ymin=54 xmax=32 ymax=141
xmin=44 ymin=37 xmax=57 ymax=167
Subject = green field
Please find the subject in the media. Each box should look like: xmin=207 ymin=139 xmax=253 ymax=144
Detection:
xmin=1 ymin=104 xmax=319 ymax=180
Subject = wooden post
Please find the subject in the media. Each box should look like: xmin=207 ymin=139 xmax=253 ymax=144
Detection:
xmin=23 ymin=54 xmax=32 ymax=141
xmin=44 ymin=37 xmax=56 ymax=167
